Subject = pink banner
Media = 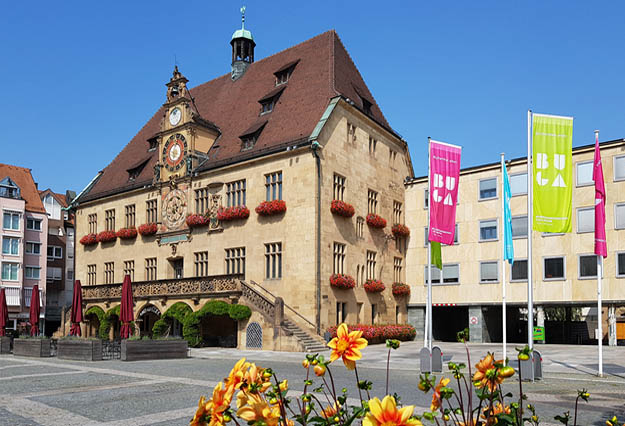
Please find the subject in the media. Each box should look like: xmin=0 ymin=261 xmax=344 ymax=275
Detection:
xmin=429 ymin=140 xmax=462 ymax=245
xmin=593 ymin=134 xmax=607 ymax=257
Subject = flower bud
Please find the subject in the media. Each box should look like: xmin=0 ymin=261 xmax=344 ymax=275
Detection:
xmin=302 ymin=360 xmax=310 ymax=368
xmin=314 ymin=365 xmax=326 ymax=377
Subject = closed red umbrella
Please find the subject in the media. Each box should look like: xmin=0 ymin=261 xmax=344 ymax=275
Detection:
xmin=29 ymin=285 xmax=40 ymax=336
xmin=120 ymin=275 xmax=134 ymax=339
xmin=0 ymin=288 xmax=8 ymax=337
xmin=69 ymin=280 xmax=83 ymax=336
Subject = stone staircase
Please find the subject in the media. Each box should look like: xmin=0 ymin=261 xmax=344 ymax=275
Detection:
xmin=281 ymin=319 xmax=328 ymax=353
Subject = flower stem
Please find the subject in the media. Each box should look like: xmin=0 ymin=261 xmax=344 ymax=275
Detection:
xmin=573 ymin=395 xmax=580 ymax=426
xmin=353 ymin=366 xmax=365 ymax=405
xmin=385 ymin=348 xmax=391 ymax=395
xmin=518 ymin=363 xmax=524 ymax=425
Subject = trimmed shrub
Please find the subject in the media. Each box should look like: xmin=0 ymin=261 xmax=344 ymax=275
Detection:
xmin=152 ymin=302 xmax=193 ymax=338
xmin=228 ymin=304 xmax=252 ymax=321
xmin=181 ymin=301 xmax=253 ymax=347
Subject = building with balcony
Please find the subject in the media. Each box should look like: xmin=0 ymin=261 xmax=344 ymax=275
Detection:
xmin=71 ymin=21 xmax=413 ymax=350
xmin=405 ymin=138 xmax=625 ymax=345
xmin=0 ymin=164 xmax=47 ymax=334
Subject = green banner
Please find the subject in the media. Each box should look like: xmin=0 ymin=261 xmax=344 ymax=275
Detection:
xmin=431 ymin=241 xmax=442 ymax=270
xmin=532 ymin=114 xmax=573 ymax=233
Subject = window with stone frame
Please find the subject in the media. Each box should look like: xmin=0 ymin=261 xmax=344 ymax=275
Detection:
xmin=146 ymin=199 xmax=158 ymax=223
xmin=264 ymin=242 xmax=282 ymax=279
xmin=105 ymin=209 xmax=115 ymax=231
xmin=265 ymin=172 xmax=283 ymax=201
xmin=366 ymin=250 xmax=377 ymax=280
xmin=393 ymin=201 xmax=402 ymax=224
xmin=125 ymin=204 xmax=135 ymax=228
xmin=336 ymin=302 xmax=347 ymax=325
xmin=347 ymin=122 xmax=356 ymax=144
xmin=123 ymin=260 xmax=135 ymax=281
xmin=368 ymin=136 xmax=377 ymax=156
xmin=333 ymin=174 xmax=346 ymax=201
xmin=87 ymin=264 xmax=96 ymax=285
xmin=195 ymin=188 xmax=210 ymax=215
xmin=333 ymin=242 xmax=346 ymax=275
xmin=145 ymin=258 xmax=157 ymax=281
xmin=356 ymin=217 xmax=365 ymax=239
xmin=394 ymin=257 xmax=402 ymax=283
xmin=104 ymin=262 xmax=114 ymax=284
xmin=195 ymin=251 xmax=209 ymax=277
xmin=88 ymin=214 xmax=97 ymax=234
xmin=367 ymin=189 xmax=378 ymax=214
xmin=371 ymin=303 xmax=378 ymax=324
xmin=225 ymin=247 xmax=246 ymax=275
xmin=389 ymin=149 xmax=398 ymax=168
xmin=226 ymin=180 xmax=246 ymax=207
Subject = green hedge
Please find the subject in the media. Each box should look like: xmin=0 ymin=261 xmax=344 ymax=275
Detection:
xmin=85 ymin=305 xmax=136 ymax=340
xmin=180 ymin=301 xmax=253 ymax=347
xmin=152 ymin=302 xmax=193 ymax=337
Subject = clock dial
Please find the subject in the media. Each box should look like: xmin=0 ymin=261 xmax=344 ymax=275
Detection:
xmin=162 ymin=189 xmax=187 ymax=229
xmin=169 ymin=107 xmax=182 ymax=126
xmin=162 ymin=134 xmax=188 ymax=171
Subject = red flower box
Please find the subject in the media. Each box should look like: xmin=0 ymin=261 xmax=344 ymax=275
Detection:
xmin=96 ymin=230 xmax=117 ymax=243
xmin=137 ymin=223 xmax=158 ymax=236
xmin=255 ymin=200 xmax=287 ymax=216
xmin=366 ymin=213 xmax=387 ymax=229
xmin=217 ymin=206 xmax=250 ymax=221
xmin=186 ymin=214 xmax=210 ymax=228
xmin=330 ymin=200 xmax=355 ymax=218
xmin=116 ymin=227 xmax=138 ymax=239
xmin=364 ymin=279 xmax=385 ymax=293
xmin=392 ymin=282 xmax=411 ymax=296
xmin=391 ymin=224 xmax=410 ymax=238
xmin=329 ymin=274 xmax=356 ymax=290
xmin=326 ymin=324 xmax=416 ymax=344
xmin=79 ymin=233 xmax=98 ymax=246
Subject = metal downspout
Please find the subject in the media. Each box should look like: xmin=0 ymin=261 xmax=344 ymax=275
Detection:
xmin=312 ymin=144 xmax=321 ymax=334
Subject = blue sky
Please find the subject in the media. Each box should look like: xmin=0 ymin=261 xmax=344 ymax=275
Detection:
xmin=1 ymin=1 xmax=623 ymax=193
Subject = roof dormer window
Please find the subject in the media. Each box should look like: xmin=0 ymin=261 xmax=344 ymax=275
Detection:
xmin=147 ymin=137 xmax=158 ymax=152
xmin=0 ymin=177 xmax=20 ymax=200
xmin=361 ymin=97 xmax=372 ymax=116
xmin=261 ymin=98 xmax=275 ymax=114
xmin=258 ymin=86 xmax=285 ymax=116
xmin=126 ymin=158 xmax=149 ymax=182
xmin=239 ymin=120 xmax=267 ymax=152
xmin=274 ymin=59 xmax=299 ymax=86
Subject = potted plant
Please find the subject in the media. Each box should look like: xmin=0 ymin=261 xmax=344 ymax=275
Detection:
xmin=330 ymin=200 xmax=355 ymax=218
xmin=366 ymin=213 xmax=387 ymax=229
xmin=255 ymin=200 xmax=287 ymax=216
xmin=329 ymin=273 xmax=356 ymax=290
xmin=116 ymin=227 xmax=138 ymax=240
xmin=79 ymin=233 xmax=98 ymax=246
xmin=137 ymin=223 xmax=158 ymax=236
xmin=96 ymin=230 xmax=117 ymax=243
xmin=392 ymin=282 xmax=410 ymax=296
xmin=217 ymin=206 xmax=250 ymax=221
xmin=186 ymin=214 xmax=210 ymax=228
xmin=364 ymin=279 xmax=385 ymax=293
xmin=391 ymin=224 xmax=410 ymax=238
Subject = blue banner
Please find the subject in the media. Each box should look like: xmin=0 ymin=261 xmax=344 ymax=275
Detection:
xmin=503 ymin=164 xmax=514 ymax=265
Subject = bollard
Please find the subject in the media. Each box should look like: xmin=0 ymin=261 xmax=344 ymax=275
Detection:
xmin=533 ymin=350 xmax=543 ymax=380
xmin=431 ymin=346 xmax=443 ymax=372
xmin=419 ymin=347 xmax=431 ymax=373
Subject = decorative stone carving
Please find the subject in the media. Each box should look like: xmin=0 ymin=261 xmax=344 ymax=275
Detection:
xmin=208 ymin=194 xmax=222 ymax=230
xmin=162 ymin=189 xmax=187 ymax=230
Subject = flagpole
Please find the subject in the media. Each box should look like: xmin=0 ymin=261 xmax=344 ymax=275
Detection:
xmin=501 ymin=153 xmax=507 ymax=361
xmin=427 ymin=137 xmax=433 ymax=371
xmin=527 ymin=110 xmax=534 ymax=356
xmin=595 ymin=129 xmax=603 ymax=378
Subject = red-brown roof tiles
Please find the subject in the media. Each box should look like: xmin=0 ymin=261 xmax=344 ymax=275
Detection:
xmin=0 ymin=164 xmax=45 ymax=214
xmin=81 ymin=31 xmax=393 ymax=202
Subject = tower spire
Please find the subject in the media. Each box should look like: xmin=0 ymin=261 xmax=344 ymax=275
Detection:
xmin=230 ymin=6 xmax=255 ymax=81
xmin=241 ymin=6 xmax=246 ymax=30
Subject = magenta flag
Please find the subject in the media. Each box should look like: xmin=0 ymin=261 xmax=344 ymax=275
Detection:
xmin=593 ymin=133 xmax=607 ymax=257
xmin=428 ymin=140 xmax=462 ymax=245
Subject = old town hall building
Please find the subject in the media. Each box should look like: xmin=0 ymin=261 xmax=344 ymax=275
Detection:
xmin=72 ymin=21 xmax=414 ymax=350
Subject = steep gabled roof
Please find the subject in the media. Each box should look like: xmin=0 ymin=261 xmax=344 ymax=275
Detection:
xmin=81 ymin=31 xmax=394 ymax=202
xmin=0 ymin=163 xmax=45 ymax=214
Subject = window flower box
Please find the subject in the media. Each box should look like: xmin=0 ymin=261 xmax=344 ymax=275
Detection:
xmin=330 ymin=200 xmax=355 ymax=218
xmin=364 ymin=279 xmax=385 ymax=293
xmin=217 ymin=206 xmax=250 ymax=221
xmin=391 ymin=224 xmax=410 ymax=238
xmin=366 ymin=213 xmax=387 ymax=229
xmin=392 ymin=282 xmax=410 ymax=296
xmin=325 ymin=324 xmax=416 ymax=344
xmin=329 ymin=273 xmax=355 ymax=290
xmin=116 ymin=227 xmax=138 ymax=240
xmin=80 ymin=233 xmax=98 ymax=246
xmin=186 ymin=214 xmax=210 ymax=228
xmin=255 ymin=200 xmax=287 ymax=216
xmin=96 ymin=230 xmax=117 ymax=243
xmin=137 ymin=223 xmax=158 ymax=236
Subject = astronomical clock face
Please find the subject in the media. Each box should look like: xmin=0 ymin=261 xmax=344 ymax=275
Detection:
xmin=162 ymin=189 xmax=187 ymax=229
xmin=162 ymin=134 xmax=188 ymax=172
xmin=169 ymin=107 xmax=182 ymax=126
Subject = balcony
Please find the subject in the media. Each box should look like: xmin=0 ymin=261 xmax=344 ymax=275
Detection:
xmin=81 ymin=274 xmax=244 ymax=303
xmin=2 ymin=286 xmax=21 ymax=306
xmin=23 ymin=287 xmax=43 ymax=307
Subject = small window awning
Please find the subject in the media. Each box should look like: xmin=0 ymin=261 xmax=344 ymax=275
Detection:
xmin=239 ymin=119 xmax=268 ymax=139
xmin=126 ymin=155 xmax=152 ymax=173
xmin=274 ymin=59 xmax=300 ymax=75
xmin=258 ymin=85 xmax=286 ymax=104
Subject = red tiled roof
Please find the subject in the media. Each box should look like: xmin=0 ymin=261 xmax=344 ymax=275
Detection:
xmin=0 ymin=164 xmax=45 ymax=214
xmin=81 ymin=31 xmax=393 ymax=202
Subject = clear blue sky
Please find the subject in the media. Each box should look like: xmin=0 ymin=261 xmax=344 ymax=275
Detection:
xmin=2 ymin=1 xmax=623 ymax=193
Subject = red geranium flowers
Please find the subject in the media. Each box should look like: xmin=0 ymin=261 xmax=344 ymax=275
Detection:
xmin=366 ymin=214 xmax=387 ymax=229
xmin=330 ymin=200 xmax=355 ymax=218
xmin=255 ymin=200 xmax=287 ymax=216
xmin=330 ymin=274 xmax=356 ymax=289
xmin=217 ymin=206 xmax=250 ymax=221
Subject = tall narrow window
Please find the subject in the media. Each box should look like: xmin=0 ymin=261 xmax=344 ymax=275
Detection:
xmin=146 ymin=200 xmax=158 ymax=223
xmin=125 ymin=204 xmax=135 ymax=228
xmin=195 ymin=188 xmax=210 ymax=214
xmin=333 ymin=174 xmax=346 ymax=201
xmin=371 ymin=304 xmax=378 ymax=324
xmin=195 ymin=251 xmax=209 ymax=277
xmin=265 ymin=172 xmax=283 ymax=201
xmin=393 ymin=201 xmax=402 ymax=224
xmin=2 ymin=212 xmax=20 ymax=230
xmin=367 ymin=189 xmax=378 ymax=214
xmin=87 ymin=264 xmax=96 ymax=285
xmin=347 ymin=123 xmax=356 ymax=144
xmin=225 ymin=247 xmax=246 ymax=275
xmin=87 ymin=214 xmax=97 ymax=233
xmin=104 ymin=262 xmax=114 ymax=284
xmin=356 ymin=217 xmax=365 ymax=238
xmin=336 ymin=302 xmax=347 ymax=324
xmin=368 ymin=137 xmax=377 ymax=156
xmin=265 ymin=243 xmax=282 ymax=279
xmin=226 ymin=180 xmax=246 ymax=207
xmin=366 ymin=251 xmax=377 ymax=280
xmin=145 ymin=258 xmax=157 ymax=281
xmin=123 ymin=260 xmax=135 ymax=281
xmin=105 ymin=209 xmax=115 ymax=231
xmin=333 ymin=242 xmax=346 ymax=274
xmin=394 ymin=257 xmax=402 ymax=283
xmin=2 ymin=237 xmax=19 ymax=255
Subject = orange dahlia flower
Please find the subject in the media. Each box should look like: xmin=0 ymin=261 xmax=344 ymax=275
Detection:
xmin=237 ymin=393 xmax=282 ymax=426
xmin=472 ymin=353 xmax=504 ymax=392
xmin=224 ymin=357 xmax=250 ymax=393
xmin=430 ymin=377 xmax=450 ymax=411
xmin=327 ymin=323 xmax=368 ymax=370
xmin=363 ymin=395 xmax=422 ymax=426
